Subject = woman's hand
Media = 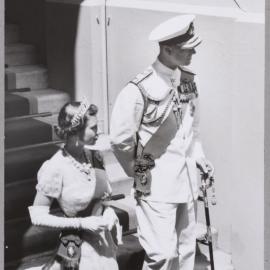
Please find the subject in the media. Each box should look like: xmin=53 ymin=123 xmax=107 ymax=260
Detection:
xmin=80 ymin=216 xmax=109 ymax=233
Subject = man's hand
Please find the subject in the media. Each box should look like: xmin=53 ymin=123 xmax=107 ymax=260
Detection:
xmin=103 ymin=207 xmax=120 ymax=231
xmin=196 ymin=157 xmax=214 ymax=180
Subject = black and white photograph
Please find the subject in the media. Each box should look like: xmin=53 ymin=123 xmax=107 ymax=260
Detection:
xmin=1 ymin=0 xmax=268 ymax=269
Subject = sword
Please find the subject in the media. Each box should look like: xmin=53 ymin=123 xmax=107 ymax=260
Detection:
xmin=197 ymin=169 xmax=216 ymax=270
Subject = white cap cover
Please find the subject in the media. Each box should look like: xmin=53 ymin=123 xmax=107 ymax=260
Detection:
xmin=149 ymin=14 xmax=202 ymax=49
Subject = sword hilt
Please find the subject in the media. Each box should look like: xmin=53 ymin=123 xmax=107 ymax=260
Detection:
xmin=200 ymin=172 xmax=217 ymax=206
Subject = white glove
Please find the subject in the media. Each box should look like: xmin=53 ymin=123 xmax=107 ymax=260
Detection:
xmin=80 ymin=216 xmax=109 ymax=233
xmin=29 ymin=205 xmax=108 ymax=233
xmin=29 ymin=205 xmax=81 ymax=229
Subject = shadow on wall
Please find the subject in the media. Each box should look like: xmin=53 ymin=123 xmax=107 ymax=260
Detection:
xmin=46 ymin=1 xmax=84 ymax=99
xmin=5 ymin=0 xmax=47 ymax=64
xmin=4 ymin=1 xmax=84 ymax=268
xmin=5 ymin=0 xmax=85 ymax=99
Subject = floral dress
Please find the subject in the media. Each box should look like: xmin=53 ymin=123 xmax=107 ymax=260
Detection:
xmin=30 ymin=148 xmax=119 ymax=270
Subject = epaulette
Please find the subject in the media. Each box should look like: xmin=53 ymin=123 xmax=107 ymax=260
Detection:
xmin=131 ymin=68 xmax=153 ymax=85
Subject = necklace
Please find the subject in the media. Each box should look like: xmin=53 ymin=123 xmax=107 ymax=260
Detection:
xmin=62 ymin=147 xmax=94 ymax=181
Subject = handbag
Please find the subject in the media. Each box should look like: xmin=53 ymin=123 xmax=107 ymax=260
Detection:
xmin=42 ymin=230 xmax=82 ymax=270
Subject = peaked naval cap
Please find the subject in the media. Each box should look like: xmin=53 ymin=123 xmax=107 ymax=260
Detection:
xmin=149 ymin=14 xmax=202 ymax=49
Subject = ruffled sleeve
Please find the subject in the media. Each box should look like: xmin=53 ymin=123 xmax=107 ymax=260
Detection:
xmin=36 ymin=160 xmax=63 ymax=199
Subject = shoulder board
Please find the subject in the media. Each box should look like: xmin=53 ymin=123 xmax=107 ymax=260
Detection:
xmin=178 ymin=66 xmax=196 ymax=75
xmin=131 ymin=68 xmax=153 ymax=85
xmin=130 ymin=67 xmax=172 ymax=102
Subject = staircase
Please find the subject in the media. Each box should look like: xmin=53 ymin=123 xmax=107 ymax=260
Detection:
xmin=4 ymin=23 xmax=234 ymax=270
xmin=5 ymin=22 xmax=68 ymax=269
xmin=4 ymin=22 xmax=145 ymax=270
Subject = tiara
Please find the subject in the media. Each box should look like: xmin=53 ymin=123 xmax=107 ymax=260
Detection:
xmin=70 ymin=97 xmax=90 ymax=128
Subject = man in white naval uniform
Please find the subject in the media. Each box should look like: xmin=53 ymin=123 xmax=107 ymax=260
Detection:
xmin=110 ymin=15 xmax=214 ymax=270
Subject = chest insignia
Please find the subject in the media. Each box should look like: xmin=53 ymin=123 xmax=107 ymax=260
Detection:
xmin=177 ymin=81 xmax=198 ymax=103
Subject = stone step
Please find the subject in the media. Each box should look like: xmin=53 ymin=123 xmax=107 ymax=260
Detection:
xmin=36 ymin=114 xmax=59 ymax=141
xmin=14 ymin=89 xmax=70 ymax=114
xmin=5 ymin=116 xmax=54 ymax=149
xmin=5 ymin=93 xmax=31 ymax=118
xmin=5 ymin=65 xmax=48 ymax=90
xmin=5 ymin=43 xmax=38 ymax=66
xmin=5 ymin=179 xmax=44 ymax=220
xmin=196 ymin=222 xmax=218 ymax=250
xmin=5 ymin=142 xmax=61 ymax=183
xmin=5 ymin=89 xmax=68 ymax=119
xmin=195 ymin=248 xmax=234 ymax=270
xmin=5 ymin=217 xmax=61 ymax=264
xmin=5 ymin=24 xmax=20 ymax=44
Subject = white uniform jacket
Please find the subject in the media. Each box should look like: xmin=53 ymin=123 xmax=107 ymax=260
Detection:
xmin=110 ymin=59 xmax=205 ymax=203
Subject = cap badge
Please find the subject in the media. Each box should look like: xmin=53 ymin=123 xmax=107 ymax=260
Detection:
xmin=187 ymin=23 xmax=194 ymax=37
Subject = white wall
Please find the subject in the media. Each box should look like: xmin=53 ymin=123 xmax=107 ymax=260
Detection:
xmin=132 ymin=0 xmax=265 ymax=13
xmin=106 ymin=1 xmax=264 ymax=269
xmin=231 ymin=17 xmax=264 ymax=269
xmin=73 ymin=1 xmax=109 ymax=132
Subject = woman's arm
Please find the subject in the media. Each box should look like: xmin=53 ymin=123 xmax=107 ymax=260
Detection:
xmin=29 ymin=192 xmax=109 ymax=232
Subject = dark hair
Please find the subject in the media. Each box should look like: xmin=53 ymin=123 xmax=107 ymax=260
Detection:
xmin=54 ymin=101 xmax=98 ymax=140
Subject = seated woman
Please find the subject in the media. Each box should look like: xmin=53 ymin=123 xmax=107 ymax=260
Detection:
xmin=28 ymin=98 xmax=120 ymax=270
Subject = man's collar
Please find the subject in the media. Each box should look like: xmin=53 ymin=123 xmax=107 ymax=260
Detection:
xmin=153 ymin=58 xmax=177 ymax=77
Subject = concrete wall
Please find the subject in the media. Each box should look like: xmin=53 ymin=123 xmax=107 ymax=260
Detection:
xmin=46 ymin=0 xmax=108 ymax=132
xmin=106 ymin=1 xmax=264 ymax=269
xmin=231 ymin=17 xmax=264 ymax=269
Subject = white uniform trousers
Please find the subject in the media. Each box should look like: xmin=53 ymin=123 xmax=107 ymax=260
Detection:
xmin=136 ymin=199 xmax=196 ymax=270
